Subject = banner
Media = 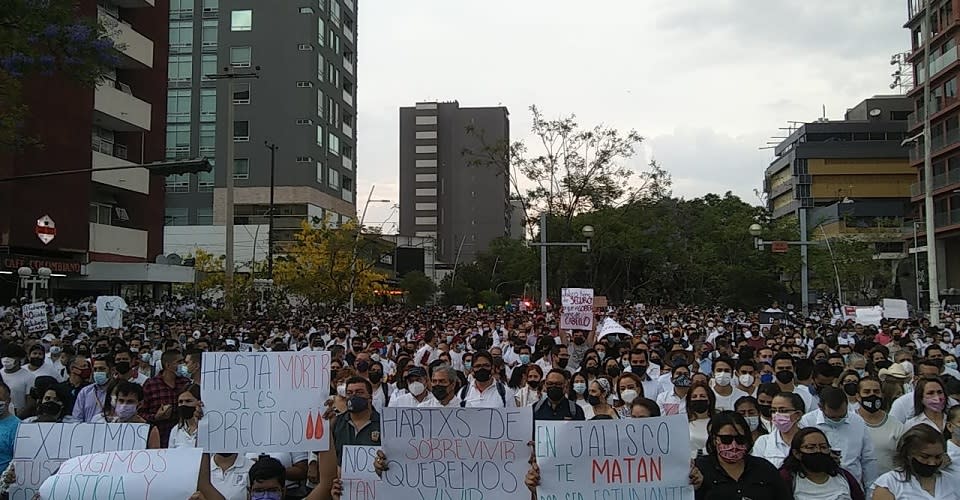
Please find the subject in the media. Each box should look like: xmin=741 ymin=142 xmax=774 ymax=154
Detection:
xmin=882 ymin=298 xmax=910 ymax=319
xmin=597 ymin=318 xmax=632 ymax=340
xmin=342 ymin=445 xmax=380 ymax=500
xmin=198 ymin=351 xmax=331 ymax=453
xmin=561 ymin=288 xmax=594 ymax=331
xmin=21 ymin=302 xmax=48 ymax=334
xmin=10 ymin=423 xmax=149 ymax=500
xmin=535 ymin=415 xmax=694 ymax=500
xmin=855 ymin=306 xmax=883 ymax=326
xmin=380 ymin=407 xmax=533 ymax=499
xmin=37 ymin=447 xmax=202 ymax=500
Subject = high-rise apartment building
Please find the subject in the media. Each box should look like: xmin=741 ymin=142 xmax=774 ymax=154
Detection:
xmin=399 ymin=102 xmax=511 ymax=265
xmin=163 ymin=0 xmax=357 ymax=259
xmin=904 ymin=0 xmax=960 ymax=295
xmin=0 ymin=0 xmax=197 ymax=295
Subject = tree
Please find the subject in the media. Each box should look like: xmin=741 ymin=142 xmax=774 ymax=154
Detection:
xmin=273 ymin=218 xmax=388 ymax=306
xmin=438 ymin=275 xmax=474 ymax=306
xmin=399 ymin=271 xmax=436 ymax=307
xmin=1 ymin=1 xmax=120 ymax=148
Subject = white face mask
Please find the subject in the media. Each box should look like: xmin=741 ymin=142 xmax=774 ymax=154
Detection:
xmin=0 ymin=358 xmax=15 ymax=370
xmin=738 ymin=374 xmax=755 ymax=387
xmin=745 ymin=415 xmax=760 ymax=431
xmin=408 ymin=381 xmax=426 ymax=397
xmin=620 ymin=389 xmax=639 ymax=404
xmin=336 ymin=383 xmax=347 ymax=397
xmin=714 ymin=372 xmax=732 ymax=387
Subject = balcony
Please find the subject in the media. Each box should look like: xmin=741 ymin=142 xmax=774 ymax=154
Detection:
xmin=912 ymin=168 xmax=960 ymax=196
xmin=343 ymin=156 xmax=353 ymax=170
xmin=342 ymin=89 xmax=353 ymax=106
xmin=89 ymin=223 xmax=148 ymax=259
xmin=109 ymin=0 xmax=154 ymax=8
xmin=98 ymin=8 xmax=154 ymax=69
xmin=909 ymin=126 xmax=960 ymax=162
xmin=94 ymin=80 xmax=152 ymax=132
xmin=908 ymin=0 xmax=924 ymax=22
xmin=344 ymin=26 xmax=354 ymax=42
xmin=92 ymin=150 xmax=150 ymax=194
xmin=344 ymin=58 xmax=354 ymax=74
xmin=907 ymin=96 xmax=960 ymax=130
xmin=344 ymin=0 xmax=354 ymax=11
xmin=916 ymin=46 xmax=958 ymax=84
xmin=343 ymin=123 xmax=353 ymax=138
xmin=935 ymin=209 xmax=960 ymax=228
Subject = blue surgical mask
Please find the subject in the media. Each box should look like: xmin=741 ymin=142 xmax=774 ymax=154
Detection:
xmin=519 ymin=354 xmax=530 ymax=364
xmin=947 ymin=361 xmax=958 ymax=371
xmin=464 ymin=361 xmax=472 ymax=371
xmin=93 ymin=371 xmax=109 ymax=386
xmin=250 ymin=492 xmax=283 ymax=500
xmin=760 ymin=373 xmax=774 ymax=384
xmin=176 ymin=364 xmax=190 ymax=378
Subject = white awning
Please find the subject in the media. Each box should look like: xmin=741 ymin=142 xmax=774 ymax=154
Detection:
xmin=77 ymin=262 xmax=196 ymax=283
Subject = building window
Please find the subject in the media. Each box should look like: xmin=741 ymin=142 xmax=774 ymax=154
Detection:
xmin=233 ymin=83 xmax=250 ymax=104
xmin=317 ymin=18 xmax=325 ymax=46
xmin=341 ymin=176 xmax=352 ymax=191
xmin=165 ymin=175 xmax=189 ymax=194
xmin=317 ymin=89 xmax=324 ymax=117
xmin=165 ymin=124 xmax=191 ymax=157
xmin=196 ymin=207 xmax=214 ymax=225
xmin=231 ymin=10 xmax=252 ymax=31
xmin=165 ymin=208 xmax=189 ymax=225
xmin=201 ymin=53 xmax=217 ymax=80
xmin=199 ymin=123 xmax=216 ymax=153
xmin=170 ymin=0 xmax=193 ymax=16
xmin=316 ymin=162 xmax=324 ymax=183
xmin=296 ymin=118 xmax=313 ymax=125
xmin=330 ymin=1 xmax=341 ymax=25
xmin=197 ymin=163 xmax=214 ymax=192
xmin=416 ymin=131 xmax=437 ymax=139
xmin=327 ymin=29 xmax=340 ymax=53
xmin=169 ymin=21 xmax=193 ymax=51
xmin=316 ymin=125 xmax=323 ymax=147
xmin=166 ymin=89 xmax=191 ymax=122
xmin=298 ymin=43 xmax=313 ymax=51
xmin=415 ymin=188 xmax=438 ymax=196
xmin=415 ymin=115 xmax=438 ymax=125
xmin=415 ymin=159 xmax=437 ymax=168
xmin=415 ymin=217 xmax=438 ymax=226
xmin=202 ymin=0 xmax=218 ymax=12
xmin=168 ymin=55 xmax=192 ymax=81
xmin=234 ymin=158 xmax=250 ymax=179
xmin=299 ymin=6 xmax=314 ymax=13
xmin=327 ymin=167 xmax=339 ymax=189
xmin=200 ymin=88 xmax=216 ymax=120
xmin=230 ymin=46 xmax=251 ymax=67
xmin=89 ymin=202 xmax=113 ymax=224
xmin=317 ymin=53 xmax=324 ymax=81
xmin=234 ymin=121 xmax=249 ymax=141
xmin=416 ymin=173 xmax=437 ymax=182
xmin=415 ymin=203 xmax=437 ymax=211
xmin=415 ymin=145 xmax=437 ymax=154
xmin=297 ymin=81 xmax=313 ymax=88
xmin=296 ymin=156 xmax=312 ymax=163
xmin=328 ymin=132 xmax=340 ymax=156
xmin=202 ymin=20 xmax=218 ymax=49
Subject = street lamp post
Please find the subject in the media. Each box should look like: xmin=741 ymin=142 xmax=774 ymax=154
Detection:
xmin=264 ymin=141 xmax=278 ymax=280
xmin=749 ymin=222 xmax=813 ymax=316
xmin=529 ymin=212 xmax=595 ymax=312
xmin=17 ymin=267 xmax=52 ymax=302
xmin=348 ymin=185 xmax=390 ymax=312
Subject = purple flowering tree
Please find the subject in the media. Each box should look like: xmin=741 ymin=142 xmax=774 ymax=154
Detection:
xmin=0 ymin=0 xmax=120 ymax=148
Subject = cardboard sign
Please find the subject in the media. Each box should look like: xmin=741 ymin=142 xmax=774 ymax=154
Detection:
xmin=198 ymin=351 xmax=331 ymax=453
xmin=380 ymin=407 xmax=533 ymax=499
xmin=21 ymin=302 xmax=48 ymax=334
xmin=535 ymin=415 xmax=694 ymax=500
xmin=596 ymin=317 xmax=632 ymax=340
xmin=341 ymin=445 xmax=381 ymax=500
xmin=593 ymin=296 xmax=608 ymax=309
xmin=561 ymin=288 xmax=594 ymax=331
xmin=37 ymin=447 xmax=202 ymax=500
xmin=11 ymin=423 xmax=149 ymax=500
xmin=855 ymin=306 xmax=883 ymax=326
xmin=883 ymin=298 xmax=910 ymax=319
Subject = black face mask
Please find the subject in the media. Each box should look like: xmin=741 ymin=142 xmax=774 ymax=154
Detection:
xmin=689 ymin=400 xmax=710 ymax=414
xmin=557 ymin=358 xmax=569 ymax=369
xmin=584 ymin=365 xmax=598 ymax=375
xmin=347 ymin=396 xmax=369 ymax=413
xmin=28 ymin=358 xmax=43 ymax=368
xmin=573 ymin=337 xmax=585 ymax=346
xmin=758 ymin=403 xmax=772 ymax=418
xmin=38 ymin=401 xmax=62 ymax=416
xmin=115 ymin=362 xmax=131 ymax=374
xmin=473 ymin=368 xmax=492 ymax=382
xmin=527 ymin=380 xmax=540 ymax=390
xmin=606 ymin=366 xmax=621 ymax=377
xmin=800 ymin=452 xmax=836 ymax=473
xmin=431 ymin=386 xmax=448 ymax=401
xmin=631 ymin=364 xmax=648 ymax=376
xmin=178 ymin=405 xmax=196 ymax=420
xmin=368 ymin=371 xmax=383 ymax=384
xmin=546 ymin=386 xmax=565 ymax=402
xmin=775 ymin=370 xmax=794 ymax=384
xmin=842 ymin=382 xmax=858 ymax=396
xmin=912 ymin=458 xmax=941 ymax=478
xmin=860 ymin=395 xmax=883 ymax=413
xmin=586 ymin=395 xmax=601 ymax=406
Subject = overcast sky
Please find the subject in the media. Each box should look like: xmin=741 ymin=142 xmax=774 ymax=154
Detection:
xmin=354 ymin=0 xmax=910 ymax=231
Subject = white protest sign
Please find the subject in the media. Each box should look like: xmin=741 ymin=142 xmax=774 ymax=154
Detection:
xmin=535 ymin=415 xmax=694 ymax=500
xmin=342 ymin=445 xmax=381 ymax=500
xmin=596 ymin=317 xmax=632 ymax=340
xmin=37 ymin=447 xmax=202 ymax=500
xmin=883 ymin=298 xmax=910 ymax=319
xmin=855 ymin=306 xmax=883 ymax=326
xmin=561 ymin=288 xmax=594 ymax=331
xmin=380 ymin=407 xmax=533 ymax=499
xmin=198 ymin=350 xmax=331 ymax=453
xmin=21 ymin=302 xmax=48 ymax=334
xmin=11 ymin=423 xmax=149 ymax=500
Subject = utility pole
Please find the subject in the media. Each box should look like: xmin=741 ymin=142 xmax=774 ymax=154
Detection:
xmin=529 ymin=212 xmax=595 ymax=312
xmin=264 ymin=141 xmax=278 ymax=280
xmin=208 ymin=66 xmax=259 ymax=316
xmin=921 ymin=0 xmax=942 ymax=325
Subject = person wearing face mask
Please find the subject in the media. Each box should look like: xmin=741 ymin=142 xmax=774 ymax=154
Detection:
xmin=317 ymin=377 xmax=382 ymax=497
xmin=140 ymin=350 xmax=191 ymax=448
xmin=777 ymin=428 xmax=866 ymax=500
xmin=711 ymin=357 xmax=748 ymax=412
xmin=94 ymin=381 xmax=146 ymax=424
xmin=873 ymin=424 xmax=960 ymax=500
xmin=734 ymin=396 xmax=768 ymax=442
xmin=798 ymin=387 xmax=878 ymax=488
xmin=0 ymin=344 xmax=34 ymax=418
xmin=24 ymin=343 xmax=61 ymax=382
xmin=905 ymin=376 xmax=950 ymax=432
xmin=515 ymin=364 xmax=544 ymax=407
xmin=54 ymin=355 xmax=91 ymax=414
xmin=418 ymin=365 xmax=461 ymax=408
xmin=753 ymin=392 xmax=806 ymax=468
xmin=532 ymin=369 xmax=585 ymax=421
xmin=0 ymin=382 xmax=20 ymax=475
xmin=655 ymin=363 xmax=691 ymax=416
xmin=686 ymin=382 xmax=715 ymax=458
xmin=23 ymin=383 xmax=68 ymax=423
xmin=150 ymin=383 xmax=202 ymax=448
xmin=367 ymin=361 xmax=391 ymax=411
xmin=115 ymin=349 xmax=147 ymax=385
xmin=734 ymin=359 xmax=759 ymax=396
xmin=625 ymin=349 xmax=662 ymax=400
xmin=586 ymin=377 xmax=619 ymax=420
xmin=456 ymin=351 xmax=514 ymax=408
xmin=569 ymin=372 xmax=592 ymax=418
xmin=71 ymin=356 xmax=112 ymax=422
xmin=689 ymin=411 xmax=790 ymax=500
xmin=389 ymin=367 xmax=434 ymax=407
xmin=561 ymin=329 xmax=593 ymax=372
xmin=772 ymin=352 xmax=815 ymax=412
xmin=855 ymin=376 xmax=902 ymax=473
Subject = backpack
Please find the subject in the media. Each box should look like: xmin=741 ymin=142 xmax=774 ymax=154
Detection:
xmin=381 ymin=383 xmax=391 ymax=407
xmin=459 ymin=381 xmax=507 ymax=407
xmin=532 ymin=397 xmax=578 ymax=417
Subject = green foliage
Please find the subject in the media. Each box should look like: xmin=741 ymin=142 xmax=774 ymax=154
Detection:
xmin=477 ymin=289 xmax=502 ymax=307
xmin=399 ymin=271 xmax=436 ymax=306
xmin=439 ymin=275 xmax=474 ymax=306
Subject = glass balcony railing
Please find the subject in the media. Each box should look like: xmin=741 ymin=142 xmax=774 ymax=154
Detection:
xmin=934 ymin=209 xmax=960 ymax=228
xmin=912 ymin=168 xmax=960 ymax=195
xmin=909 ymin=127 xmax=960 ymax=161
xmin=906 ymin=96 xmax=959 ymax=129
xmin=916 ymin=46 xmax=958 ymax=84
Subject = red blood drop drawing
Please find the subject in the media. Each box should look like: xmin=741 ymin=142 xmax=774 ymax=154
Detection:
xmin=306 ymin=412 xmax=314 ymax=440
xmin=315 ymin=413 xmax=324 ymax=440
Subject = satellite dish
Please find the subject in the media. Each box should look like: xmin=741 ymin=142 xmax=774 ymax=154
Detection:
xmin=167 ymin=253 xmax=183 ymax=265
xmin=869 ymin=108 xmax=882 ymax=117
xmin=154 ymin=255 xmax=169 ymax=264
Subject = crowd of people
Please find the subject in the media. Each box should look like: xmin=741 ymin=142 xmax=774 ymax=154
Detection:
xmin=2 ymin=296 xmax=960 ymax=499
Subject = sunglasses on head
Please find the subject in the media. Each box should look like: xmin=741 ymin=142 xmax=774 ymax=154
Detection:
xmin=717 ymin=434 xmax=748 ymax=445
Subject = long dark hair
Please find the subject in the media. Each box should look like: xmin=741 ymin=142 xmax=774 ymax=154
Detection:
xmin=686 ymin=382 xmax=716 ymax=421
xmin=914 ymin=376 xmax=946 ymax=417
xmin=781 ymin=427 xmax=840 ymax=476
xmin=894 ymin=424 xmax=947 ymax=482
xmin=705 ymin=411 xmax=753 ymax=457
xmin=177 ymin=383 xmax=201 ymax=428
xmin=734 ymin=396 xmax=769 ymax=436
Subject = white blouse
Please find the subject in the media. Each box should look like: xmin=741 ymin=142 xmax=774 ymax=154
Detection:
xmin=872 ymin=470 xmax=960 ymax=499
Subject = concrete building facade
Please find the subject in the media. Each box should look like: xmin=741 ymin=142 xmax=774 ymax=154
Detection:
xmin=398 ymin=101 xmax=511 ymax=265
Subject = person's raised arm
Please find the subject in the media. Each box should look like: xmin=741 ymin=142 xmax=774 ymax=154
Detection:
xmin=195 ymin=453 xmax=225 ymax=500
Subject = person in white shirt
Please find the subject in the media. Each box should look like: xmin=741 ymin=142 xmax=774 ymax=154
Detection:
xmin=419 ymin=365 xmax=462 ymax=408
xmin=209 ymin=452 xmax=251 ymax=500
xmin=710 ymin=357 xmax=748 ymax=412
xmin=734 ymin=359 xmax=759 ymax=397
xmin=772 ymin=353 xmax=815 ymax=411
xmin=1 ymin=344 xmax=36 ymax=417
xmin=535 ymin=345 xmax=572 ymax=375
xmin=905 ymin=377 xmax=950 ymax=432
xmin=514 ymin=364 xmax=544 ymax=407
xmin=24 ymin=344 xmax=62 ymax=382
xmin=457 ymin=351 xmax=516 ymax=408
xmin=389 ymin=367 xmax=435 ymax=407
xmin=625 ymin=349 xmax=662 ymax=400
xmin=754 ymin=392 xmax=806 ymax=468
xmin=856 ymin=376 xmax=903 ymax=473
xmin=873 ymin=424 xmax=960 ymax=500
xmin=655 ymin=363 xmax=691 ymax=416
xmin=414 ymin=333 xmax=440 ymax=367
xmin=798 ymin=386 xmax=878 ymax=488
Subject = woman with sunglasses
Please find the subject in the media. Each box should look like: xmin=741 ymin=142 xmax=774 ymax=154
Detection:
xmin=778 ymin=428 xmax=865 ymax=500
xmin=753 ymin=392 xmax=806 ymax=468
xmin=873 ymin=424 xmax=960 ymax=499
xmin=689 ymin=410 xmax=790 ymax=500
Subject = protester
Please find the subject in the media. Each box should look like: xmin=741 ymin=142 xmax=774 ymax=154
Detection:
xmin=630 ymin=397 xmax=661 ymax=418
xmin=872 ymin=424 xmax=960 ymax=499
xmin=0 ymin=382 xmax=19 ymax=474
xmin=21 ymin=383 xmax=68 ymax=423
xmin=71 ymin=355 xmax=111 ymax=422
xmin=778 ymin=427 xmax=866 ymax=500
xmin=734 ymin=395 xmax=768 ymax=441
xmin=797 ymin=386 xmax=878 ymax=488
xmin=0 ymin=345 xmax=33 ymax=417
xmin=140 ymin=349 xmax=191 ymax=448
xmin=532 ymin=369 xmax=585 ymax=420
xmin=586 ymin=377 xmax=618 ymax=419
xmin=753 ymin=392 xmax=806 ymax=468
xmin=687 ymin=382 xmax=715 ymax=458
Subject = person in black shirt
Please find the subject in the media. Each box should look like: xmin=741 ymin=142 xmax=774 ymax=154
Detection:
xmin=317 ymin=376 xmax=381 ymax=497
xmin=532 ymin=369 xmax=585 ymax=421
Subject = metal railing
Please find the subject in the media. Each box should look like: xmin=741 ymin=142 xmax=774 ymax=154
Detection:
xmin=935 ymin=209 xmax=960 ymax=228
xmin=91 ymin=136 xmax=128 ymax=160
xmin=909 ymin=127 xmax=960 ymax=161
xmin=911 ymin=168 xmax=960 ymax=195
